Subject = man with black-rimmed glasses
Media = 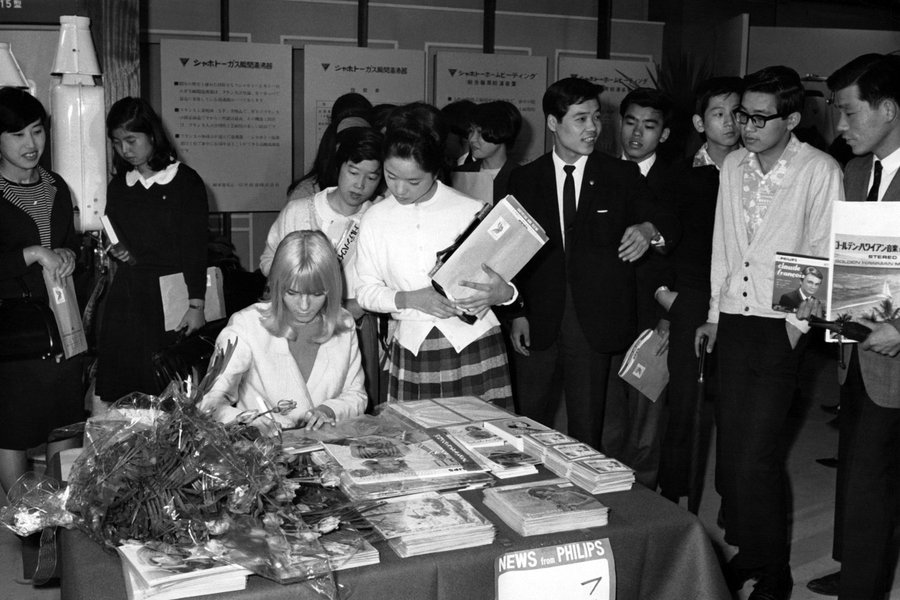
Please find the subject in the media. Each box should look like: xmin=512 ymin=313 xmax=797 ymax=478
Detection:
xmin=694 ymin=65 xmax=844 ymax=600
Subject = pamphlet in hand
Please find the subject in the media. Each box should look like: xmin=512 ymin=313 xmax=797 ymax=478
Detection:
xmin=617 ymin=328 xmax=669 ymax=402
xmin=430 ymin=195 xmax=548 ymax=302
xmin=771 ymin=252 xmax=830 ymax=313
xmin=159 ymin=266 xmax=226 ymax=331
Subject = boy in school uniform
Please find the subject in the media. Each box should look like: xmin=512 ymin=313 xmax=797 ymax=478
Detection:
xmin=655 ymin=76 xmax=744 ymax=503
xmin=694 ymin=66 xmax=843 ymax=600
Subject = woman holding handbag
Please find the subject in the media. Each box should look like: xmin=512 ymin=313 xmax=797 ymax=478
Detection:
xmin=96 ymin=97 xmax=209 ymax=404
xmin=0 ymin=87 xmax=84 ymax=494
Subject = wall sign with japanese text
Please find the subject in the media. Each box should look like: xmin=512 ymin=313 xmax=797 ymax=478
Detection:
xmin=0 ymin=0 xmax=75 ymax=23
xmin=303 ymin=45 xmax=425 ymax=172
xmin=433 ymin=52 xmax=547 ymax=164
xmin=161 ymin=39 xmax=292 ymax=212
xmin=496 ymin=538 xmax=616 ymax=600
xmin=557 ymin=57 xmax=655 ymax=158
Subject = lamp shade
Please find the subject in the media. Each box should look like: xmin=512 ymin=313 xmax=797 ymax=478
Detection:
xmin=51 ymin=15 xmax=101 ymax=76
xmin=0 ymin=42 xmax=30 ymax=88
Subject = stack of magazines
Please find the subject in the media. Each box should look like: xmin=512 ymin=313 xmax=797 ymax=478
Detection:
xmin=544 ymin=442 xmax=606 ymax=478
xmin=465 ymin=442 xmax=540 ymax=479
xmin=483 ymin=416 xmax=552 ymax=451
xmin=483 ymin=478 xmax=609 ymax=536
xmin=568 ymin=457 xmax=635 ymax=494
xmin=364 ymin=491 xmax=495 ymax=557
xmin=319 ymin=529 xmax=381 ymax=571
xmin=117 ymin=543 xmax=250 ymax=600
xmin=522 ymin=430 xmax=577 ymax=461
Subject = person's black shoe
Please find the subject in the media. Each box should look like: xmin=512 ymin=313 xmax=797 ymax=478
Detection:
xmin=821 ymin=403 xmax=840 ymax=415
xmin=748 ymin=565 xmax=792 ymax=600
xmin=815 ymin=456 xmax=838 ymax=468
xmin=807 ymin=571 xmax=839 ymax=596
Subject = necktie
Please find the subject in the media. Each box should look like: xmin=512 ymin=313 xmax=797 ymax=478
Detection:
xmin=866 ymin=160 xmax=882 ymax=202
xmin=563 ymin=165 xmax=576 ymax=241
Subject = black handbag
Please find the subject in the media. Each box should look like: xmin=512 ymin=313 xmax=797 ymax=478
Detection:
xmin=0 ymin=278 xmax=62 ymax=361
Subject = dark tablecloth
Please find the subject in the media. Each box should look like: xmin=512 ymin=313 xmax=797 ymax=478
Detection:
xmin=60 ymin=483 xmax=728 ymax=600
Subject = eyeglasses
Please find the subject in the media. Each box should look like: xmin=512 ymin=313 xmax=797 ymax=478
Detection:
xmin=732 ymin=109 xmax=785 ymax=129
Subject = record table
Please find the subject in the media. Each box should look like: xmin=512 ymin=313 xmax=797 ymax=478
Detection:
xmin=59 ymin=474 xmax=728 ymax=600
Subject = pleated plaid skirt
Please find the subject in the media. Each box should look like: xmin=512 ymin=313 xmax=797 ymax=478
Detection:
xmin=387 ymin=326 xmax=513 ymax=409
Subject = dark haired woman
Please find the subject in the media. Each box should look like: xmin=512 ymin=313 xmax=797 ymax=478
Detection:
xmin=354 ymin=113 xmax=514 ymax=408
xmin=0 ymin=87 xmax=84 ymax=493
xmin=96 ymin=97 xmax=208 ymax=403
xmin=452 ymin=100 xmax=522 ymax=205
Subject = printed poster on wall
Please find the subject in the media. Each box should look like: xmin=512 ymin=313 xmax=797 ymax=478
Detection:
xmin=434 ymin=52 xmax=547 ymax=165
xmin=161 ymin=39 xmax=292 ymax=212
xmin=496 ymin=539 xmax=616 ymax=600
xmin=557 ymin=57 xmax=655 ymax=158
xmin=303 ymin=45 xmax=425 ymax=172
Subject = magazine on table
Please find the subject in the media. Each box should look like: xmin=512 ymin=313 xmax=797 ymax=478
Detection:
xmin=483 ymin=478 xmax=609 ymax=536
xmin=466 ymin=442 xmax=540 ymax=479
xmin=321 ymin=431 xmax=486 ymax=484
xmin=383 ymin=396 xmax=512 ymax=428
xmin=483 ymin=416 xmax=552 ymax=451
xmin=441 ymin=422 xmax=505 ymax=448
xmin=826 ymin=202 xmax=900 ymax=342
xmin=116 ymin=543 xmax=249 ymax=599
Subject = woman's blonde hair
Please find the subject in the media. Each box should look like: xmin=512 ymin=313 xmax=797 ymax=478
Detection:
xmin=262 ymin=230 xmax=349 ymax=342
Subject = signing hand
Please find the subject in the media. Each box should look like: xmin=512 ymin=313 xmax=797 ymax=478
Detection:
xmin=510 ymin=316 xmax=531 ymax=356
xmin=694 ymin=322 xmax=718 ymax=357
xmin=397 ymin=287 xmax=462 ymax=319
xmin=456 ymin=264 xmax=514 ymax=319
xmin=858 ymin=319 xmax=900 ymax=357
xmin=301 ymin=405 xmax=336 ymax=430
xmin=618 ymin=222 xmax=656 ymax=262
xmin=107 ymin=242 xmax=134 ymax=264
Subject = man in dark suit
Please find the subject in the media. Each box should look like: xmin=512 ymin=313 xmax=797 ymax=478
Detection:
xmin=507 ymin=77 xmax=679 ymax=452
xmin=777 ymin=266 xmax=823 ymax=311
xmin=807 ymin=53 xmax=900 ymax=600
xmin=603 ymin=86 xmax=676 ymax=489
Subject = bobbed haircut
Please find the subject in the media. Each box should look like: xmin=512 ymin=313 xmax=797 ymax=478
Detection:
xmin=827 ymin=53 xmax=900 ymax=108
xmin=0 ymin=87 xmax=47 ymax=135
xmin=619 ymin=87 xmax=675 ymax=128
xmin=440 ymin=99 xmax=477 ymax=137
xmin=742 ymin=66 xmax=805 ymax=117
xmin=262 ymin=230 xmax=349 ymax=343
xmin=330 ymin=92 xmax=372 ymax=123
xmin=383 ymin=114 xmax=446 ymax=176
xmin=542 ymin=77 xmax=603 ymax=121
xmin=106 ymin=97 xmax=177 ymax=174
xmin=471 ymin=100 xmax=523 ymax=148
xmin=802 ymin=266 xmax=823 ymax=280
xmin=694 ymin=76 xmax=744 ymax=116
xmin=333 ymin=127 xmax=383 ymax=168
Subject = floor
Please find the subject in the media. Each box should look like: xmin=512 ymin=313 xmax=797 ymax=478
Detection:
xmin=0 ymin=339 xmax=897 ymax=599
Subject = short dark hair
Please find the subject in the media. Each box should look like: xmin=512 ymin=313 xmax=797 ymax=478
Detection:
xmin=543 ymin=77 xmax=603 ymax=121
xmin=619 ymin=87 xmax=674 ymax=128
xmin=440 ymin=99 xmax=476 ymax=138
xmin=742 ymin=66 xmax=805 ymax=117
xmin=471 ymin=100 xmax=522 ymax=148
xmin=0 ymin=87 xmax=47 ymax=135
xmin=330 ymin=92 xmax=371 ymax=123
xmin=826 ymin=53 xmax=900 ymax=107
xmin=106 ymin=96 xmax=177 ymax=174
xmin=694 ymin=76 xmax=744 ymax=116
xmin=383 ymin=117 xmax=445 ymax=176
xmin=327 ymin=127 xmax=383 ymax=182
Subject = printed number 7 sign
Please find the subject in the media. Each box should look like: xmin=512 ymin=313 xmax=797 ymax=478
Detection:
xmin=496 ymin=539 xmax=616 ymax=600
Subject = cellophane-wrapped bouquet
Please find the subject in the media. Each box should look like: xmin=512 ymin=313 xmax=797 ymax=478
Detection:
xmin=3 ymin=344 xmax=358 ymax=598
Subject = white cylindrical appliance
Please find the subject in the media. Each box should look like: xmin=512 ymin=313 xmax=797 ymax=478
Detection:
xmin=50 ymin=15 xmax=106 ymax=233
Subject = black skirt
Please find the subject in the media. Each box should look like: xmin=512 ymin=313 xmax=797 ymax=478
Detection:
xmin=0 ymin=353 xmax=84 ymax=450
